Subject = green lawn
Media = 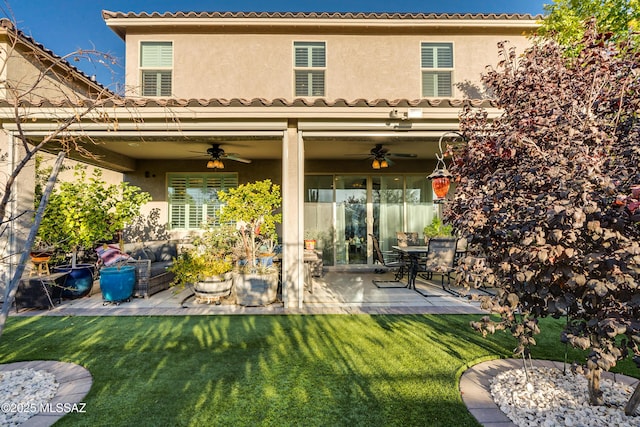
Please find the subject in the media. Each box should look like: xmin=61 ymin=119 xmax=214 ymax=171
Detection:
xmin=1 ymin=315 xmax=638 ymax=426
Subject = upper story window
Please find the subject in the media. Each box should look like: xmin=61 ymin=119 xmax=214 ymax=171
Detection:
xmin=140 ymin=41 xmax=173 ymax=97
xmin=294 ymin=42 xmax=326 ymax=97
xmin=421 ymin=42 xmax=453 ymax=97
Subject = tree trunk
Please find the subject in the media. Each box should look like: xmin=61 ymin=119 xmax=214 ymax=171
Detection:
xmin=0 ymin=151 xmax=65 ymax=339
xmin=587 ymin=367 xmax=604 ymax=406
xmin=625 ymin=381 xmax=640 ymax=416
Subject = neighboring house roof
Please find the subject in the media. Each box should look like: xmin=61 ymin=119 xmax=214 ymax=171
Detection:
xmin=0 ymin=18 xmax=111 ymax=95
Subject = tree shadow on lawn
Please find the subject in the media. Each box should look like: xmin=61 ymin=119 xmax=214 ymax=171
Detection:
xmin=1 ymin=315 xmax=497 ymax=426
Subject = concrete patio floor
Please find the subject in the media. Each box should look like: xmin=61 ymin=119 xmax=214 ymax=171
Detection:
xmin=10 ymin=270 xmax=490 ymax=317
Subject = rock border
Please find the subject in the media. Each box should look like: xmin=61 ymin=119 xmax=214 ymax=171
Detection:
xmin=460 ymin=358 xmax=640 ymax=427
xmin=0 ymin=361 xmax=92 ymax=427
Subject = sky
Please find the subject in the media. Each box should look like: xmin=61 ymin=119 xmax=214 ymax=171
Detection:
xmin=1 ymin=1 xmax=549 ymax=90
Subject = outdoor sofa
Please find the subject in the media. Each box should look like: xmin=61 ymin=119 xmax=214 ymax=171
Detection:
xmin=121 ymin=240 xmax=178 ymax=298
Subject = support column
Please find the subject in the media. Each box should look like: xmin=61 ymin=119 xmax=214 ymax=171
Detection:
xmin=281 ymin=121 xmax=305 ymax=309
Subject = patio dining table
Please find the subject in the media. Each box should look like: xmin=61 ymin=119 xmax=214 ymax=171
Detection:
xmin=391 ymin=245 xmax=430 ymax=290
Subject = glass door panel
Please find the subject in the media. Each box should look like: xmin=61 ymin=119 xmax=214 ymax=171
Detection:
xmin=304 ymin=174 xmax=437 ymax=267
xmin=335 ymin=176 xmax=367 ymax=265
xmin=405 ymin=175 xmax=437 ymax=244
xmin=304 ymin=175 xmax=334 ymax=265
xmin=372 ymin=176 xmax=404 ymax=253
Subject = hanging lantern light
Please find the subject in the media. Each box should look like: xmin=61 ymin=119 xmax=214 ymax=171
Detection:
xmin=427 ymin=167 xmax=452 ymax=201
xmin=427 ymin=131 xmax=463 ymax=203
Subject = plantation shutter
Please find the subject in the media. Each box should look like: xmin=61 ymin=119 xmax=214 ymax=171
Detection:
xmin=168 ymin=173 xmax=238 ymax=229
xmin=141 ymin=71 xmax=172 ymax=96
xmin=422 ymin=72 xmax=452 ymax=97
xmin=168 ymin=176 xmax=187 ymax=229
xmin=421 ymin=43 xmax=453 ymax=97
xmin=421 ymin=43 xmax=453 ymax=68
xmin=295 ymin=71 xmax=325 ymax=96
xmin=140 ymin=42 xmax=173 ymax=67
xmin=294 ymin=42 xmax=325 ymax=96
xmin=140 ymin=42 xmax=172 ymax=96
xmin=187 ymin=176 xmax=204 ymax=228
xmin=204 ymin=174 xmax=238 ymax=224
xmin=294 ymin=42 xmax=325 ymax=67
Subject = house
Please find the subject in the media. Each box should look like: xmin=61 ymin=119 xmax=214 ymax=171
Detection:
xmin=0 ymin=11 xmax=539 ymax=308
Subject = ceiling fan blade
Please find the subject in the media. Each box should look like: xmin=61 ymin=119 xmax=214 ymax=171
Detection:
xmin=224 ymin=154 xmax=252 ymax=164
xmin=388 ymin=153 xmax=418 ymax=158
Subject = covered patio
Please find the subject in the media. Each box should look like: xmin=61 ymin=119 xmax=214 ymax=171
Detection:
xmin=11 ymin=270 xmax=489 ymax=316
xmin=13 ymin=98 xmax=496 ymax=310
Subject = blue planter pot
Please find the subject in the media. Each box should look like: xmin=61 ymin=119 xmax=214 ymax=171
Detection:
xmin=100 ymin=265 xmax=135 ymax=303
xmin=53 ymin=264 xmax=95 ymax=299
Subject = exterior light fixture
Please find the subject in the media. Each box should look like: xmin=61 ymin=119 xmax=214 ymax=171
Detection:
xmin=427 ymin=131 xmax=464 ymax=203
xmin=372 ymin=157 xmax=389 ymax=169
xmin=207 ymin=158 xmax=224 ymax=169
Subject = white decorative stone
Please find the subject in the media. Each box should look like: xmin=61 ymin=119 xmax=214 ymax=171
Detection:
xmin=0 ymin=368 xmax=59 ymax=426
xmin=490 ymin=366 xmax=640 ymax=427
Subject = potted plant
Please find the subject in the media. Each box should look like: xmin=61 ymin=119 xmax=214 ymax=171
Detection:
xmin=37 ymin=166 xmax=151 ymax=298
xmin=169 ymin=223 xmax=237 ymax=304
xmin=218 ymin=179 xmax=282 ymax=306
xmin=98 ymin=256 xmax=136 ymax=305
xmin=423 ymin=217 xmax=453 ymax=243
xmin=304 ymin=230 xmax=318 ymax=250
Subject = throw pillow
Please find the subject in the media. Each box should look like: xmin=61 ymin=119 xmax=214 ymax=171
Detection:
xmin=96 ymin=244 xmax=131 ymax=267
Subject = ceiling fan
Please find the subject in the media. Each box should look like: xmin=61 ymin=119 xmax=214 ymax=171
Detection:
xmin=204 ymin=144 xmax=252 ymax=169
xmin=361 ymin=144 xmax=417 ymax=169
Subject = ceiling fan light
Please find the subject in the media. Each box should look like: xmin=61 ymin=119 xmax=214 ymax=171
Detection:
xmin=372 ymin=159 xmax=381 ymax=169
xmin=217 ymin=159 xmax=224 ymax=169
xmin=380 ymin=159 xmax=389 ymax=168
xmin=206 ymin=159 xmax=216 ymax=168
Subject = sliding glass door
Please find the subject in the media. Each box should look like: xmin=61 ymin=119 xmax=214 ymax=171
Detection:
xmin=304 ymin=174 xmax=436 ymax=267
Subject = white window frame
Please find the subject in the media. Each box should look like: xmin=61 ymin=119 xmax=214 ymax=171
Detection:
xmin=139 ymin=41 xmax=173 ymax=97
xmin=421 ymin=42 xmax=454 ymax=98
xmin=167 ymin=172 xmax=238 ymax=230
xmin=293 ymin=41 xmax=326 ymax=97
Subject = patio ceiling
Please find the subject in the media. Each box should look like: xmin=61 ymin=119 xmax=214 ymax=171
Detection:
xmin=93 ymin=133 xmax=443 ymax=162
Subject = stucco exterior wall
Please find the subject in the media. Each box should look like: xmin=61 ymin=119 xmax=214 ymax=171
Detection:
xmin=3 ymin=44 xmax=93 ymax=103
xmin=124 ymin=31 xmax=532 ymax=100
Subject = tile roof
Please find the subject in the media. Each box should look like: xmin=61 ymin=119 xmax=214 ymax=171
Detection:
xmin=0 ymin=97 xmax=498 ymax=109
xmin=102 ymin=11 xmax=541 ymax=20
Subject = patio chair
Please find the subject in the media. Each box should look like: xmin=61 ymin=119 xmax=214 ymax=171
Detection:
xmin=370 ymin=233 xmax=407 ymax=287
xmin=396 ymin=231 xmax=421 ymax=247
xmin=416 ymin=237 xmax=458 ymax=289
